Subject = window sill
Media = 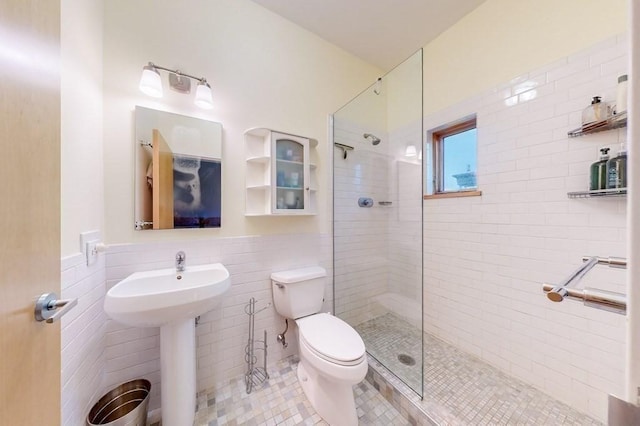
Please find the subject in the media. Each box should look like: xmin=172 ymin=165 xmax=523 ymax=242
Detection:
xmin=423 ymin=190 xmax=482 ymax=200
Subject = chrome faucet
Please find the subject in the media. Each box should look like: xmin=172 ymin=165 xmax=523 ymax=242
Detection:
xmin=175 ymin=251 xmax=186 ymax=272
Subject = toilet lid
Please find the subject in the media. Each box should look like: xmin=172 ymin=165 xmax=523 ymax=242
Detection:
xmin=296 ymin=313 xmax=365 ymax=363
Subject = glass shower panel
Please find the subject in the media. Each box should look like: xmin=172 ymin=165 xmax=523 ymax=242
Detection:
xmin=333 ymin=50 xmax=423 ymax=396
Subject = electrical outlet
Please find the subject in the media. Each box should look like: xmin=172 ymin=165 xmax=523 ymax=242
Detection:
xmin=86 ymin=240 xmax=98 ymax=266
xmin=80 ymin=230 xmax=101 ymax=266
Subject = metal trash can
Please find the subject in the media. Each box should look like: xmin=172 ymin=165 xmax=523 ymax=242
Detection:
xmin=87 ymin=379 xmax=150 ymax=426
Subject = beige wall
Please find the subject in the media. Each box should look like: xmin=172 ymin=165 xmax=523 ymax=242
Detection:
xmin=102 ymin=0 xmax=380 ymax=244
xmin=423 ymin=0 xmax=627 ymax=115
xmin=61 ymin=0 xmax=104 ymax=256
xmin=386 ymin=50 xmax=423 ymax=131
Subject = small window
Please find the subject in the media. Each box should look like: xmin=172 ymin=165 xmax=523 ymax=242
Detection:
xmin=425 ymin=117 xmax=481 ymax=199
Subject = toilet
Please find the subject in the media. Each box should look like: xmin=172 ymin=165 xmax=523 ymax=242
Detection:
xmin=271 ymin=266 xmax=367 ymax=426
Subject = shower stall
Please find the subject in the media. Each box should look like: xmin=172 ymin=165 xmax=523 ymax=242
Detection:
xmin=332 ymin=50 xmax=425 ymax=396
xmin=332 ymin=38 xmax=627 ymax=424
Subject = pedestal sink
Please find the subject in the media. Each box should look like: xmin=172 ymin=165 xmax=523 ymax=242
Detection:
xmin=104 ymin=263 xmax=230 ymax=426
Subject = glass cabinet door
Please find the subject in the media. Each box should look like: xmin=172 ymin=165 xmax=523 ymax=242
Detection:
xmin=273 ymin=136 xmax=308 ymax=212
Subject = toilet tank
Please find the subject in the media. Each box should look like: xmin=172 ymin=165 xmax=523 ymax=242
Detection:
xmin=271 ymin=266 xmax=326 ymax=319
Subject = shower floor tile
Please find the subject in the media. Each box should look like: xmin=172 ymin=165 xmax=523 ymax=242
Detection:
xmin=356 ymin=313 xmax=603 ymax=426
xmin=190 ymin=355 xmax=408 ymax=426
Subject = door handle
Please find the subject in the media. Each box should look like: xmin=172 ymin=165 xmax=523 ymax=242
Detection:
xmin=34 ymin=292 xmax=78 ymax=323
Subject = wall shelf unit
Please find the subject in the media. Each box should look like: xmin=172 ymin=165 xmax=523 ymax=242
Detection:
xmin=567 ymin=112 xmax=627 ymax=199
xmin=567 ymin=188 xmax=627 ymax=199
xmin=244 ymin=128 xmax=318 ymax=216
xmin=567 ymin=112 xmax=626 ymax=138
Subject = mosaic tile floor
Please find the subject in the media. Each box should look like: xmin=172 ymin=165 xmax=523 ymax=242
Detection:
xmin=356 ymin=313 xmax=603 ymax=426
xmin=190 ymin=355 xmax=408 ymax=425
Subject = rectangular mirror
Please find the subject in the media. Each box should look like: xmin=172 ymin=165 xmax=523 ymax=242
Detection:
xmin=135 ymin=106 xmax=222 ymax=230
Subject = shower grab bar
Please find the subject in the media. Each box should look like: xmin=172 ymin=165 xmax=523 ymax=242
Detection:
xmin=542 ymin=255 xmax=627 ymax=314
xmin=581 ymin=256 xmax=627 ymax=268
xmin=542 ymin=283 xmax=626 ymax=315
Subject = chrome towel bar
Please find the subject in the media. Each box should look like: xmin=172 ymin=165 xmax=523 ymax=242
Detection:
xmin=582 ymin=256 xmax=627 ymax=268
xmin=542 ymin=283 xmax=626 ymax=315
xmin=542 ymin=255 xmax=627 ymax=314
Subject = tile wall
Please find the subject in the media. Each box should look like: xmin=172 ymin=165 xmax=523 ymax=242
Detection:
xmin=102 ymin=234 xmax=331 ymax=411
xmin=332 ymin=120 xmax=392 ymax=326
xmin=422 ymin=35 xmax=628 ymax=421
xmin=333 ymin=116 xmax=423 ymax=329
xmin=387 ymin=122 xmax=423 ymax=327
xmin=61 ymin=252 xmax=107 ymax=426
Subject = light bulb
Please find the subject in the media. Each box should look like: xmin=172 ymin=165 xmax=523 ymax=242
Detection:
xmin=139 ymin=64 xmax=163 ymax=98
xmin=194 ymin=80 xmax=213 ymax=109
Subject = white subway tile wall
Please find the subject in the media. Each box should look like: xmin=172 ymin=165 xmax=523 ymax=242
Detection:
xmin=102 ymin=234 xmax=331 ymax=411
xmin=333 ymin=121 xmax=392 ymax=326
xmin=333 ymin=118 xmax=424 ymax=328
xmin=388 ymin=121 xmax=423 ymax=318
xmin=423 ymin=35 xmax=628 ymax=422
xmin=61 ymin=252 xmax=107 ymax=426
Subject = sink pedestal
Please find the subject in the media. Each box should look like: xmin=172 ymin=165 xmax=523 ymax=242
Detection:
xmin=160 ymin=318 xmax=196 ymax=426
xmin=104 ymin=263 xmax=231 ymax=426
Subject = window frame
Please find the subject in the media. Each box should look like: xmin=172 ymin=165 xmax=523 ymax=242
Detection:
xmin=424 ymin=117 xmax=481 ymax=200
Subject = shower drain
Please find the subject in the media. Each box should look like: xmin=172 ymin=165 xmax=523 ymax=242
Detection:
xmin=397 ymin=354 xmax=416 ymax=366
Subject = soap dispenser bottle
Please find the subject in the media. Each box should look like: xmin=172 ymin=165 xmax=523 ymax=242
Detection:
xmin=590 ymin=147 xmax=610 ymax=190
xmin=582 ymin=96 xmax=608 ymax=126
xmin=606 ymin=143 xmax=627 ymax=189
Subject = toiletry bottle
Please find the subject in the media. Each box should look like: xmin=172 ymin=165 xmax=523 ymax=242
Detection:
xmin=606 ymin=143 xmax=627 ymax=189
xmin=615 ymin=74 xmax=628 ymax=116
xmin=589 ymin=147 xmax=610 ymax=190
xmin=582 ymin=96 xmax=607 ymax=126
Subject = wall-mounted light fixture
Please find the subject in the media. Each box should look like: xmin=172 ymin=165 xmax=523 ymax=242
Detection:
xmin=405 ymin=144 xmax=417 ymax=158
xmin=139 ymin=62 xmax=213 ymax=110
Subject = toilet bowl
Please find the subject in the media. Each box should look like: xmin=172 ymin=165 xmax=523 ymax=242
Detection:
xmin=295 ymin=313 xmax=367 ymax=426
xmin=271 ymin=267 xmax=367 ymax=426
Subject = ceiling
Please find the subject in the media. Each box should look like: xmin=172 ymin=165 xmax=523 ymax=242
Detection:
xmin=250 ymin=0 xmax=487 ymax=71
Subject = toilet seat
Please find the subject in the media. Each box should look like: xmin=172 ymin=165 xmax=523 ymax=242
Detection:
xmin=296 ymin=313 xmax=365 ymax=366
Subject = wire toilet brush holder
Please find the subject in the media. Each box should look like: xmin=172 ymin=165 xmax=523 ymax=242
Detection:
xmin=244 ymin=297 xmax=270 ymax=394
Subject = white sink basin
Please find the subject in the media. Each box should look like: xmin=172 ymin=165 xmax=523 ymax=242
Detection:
xmin=104 ymin=261 xmax=230 ymax=425
xmin=104 ymin=263 xmax=230 ymax=327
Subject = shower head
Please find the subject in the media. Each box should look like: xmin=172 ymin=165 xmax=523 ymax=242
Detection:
xmin=363 ymin=133 xmax=381 ymax=145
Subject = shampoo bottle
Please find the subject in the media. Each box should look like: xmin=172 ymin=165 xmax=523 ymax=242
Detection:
xmin=606 ymin=143 xmax=627 ymax=189
xmin=590 ymin=147 xmax=610 ymax=190
xmin=615 ymin=74 xmax=628 ymax=116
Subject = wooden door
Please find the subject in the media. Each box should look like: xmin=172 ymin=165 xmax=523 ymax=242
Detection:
xmin=152 ymin=129 xmax=174 ymax=229
xmin=0 ymin=1 xmax=62 ymax=425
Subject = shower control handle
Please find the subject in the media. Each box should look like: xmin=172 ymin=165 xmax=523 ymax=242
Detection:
xmin=358 ymin=197 xmax=374 ymax=208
